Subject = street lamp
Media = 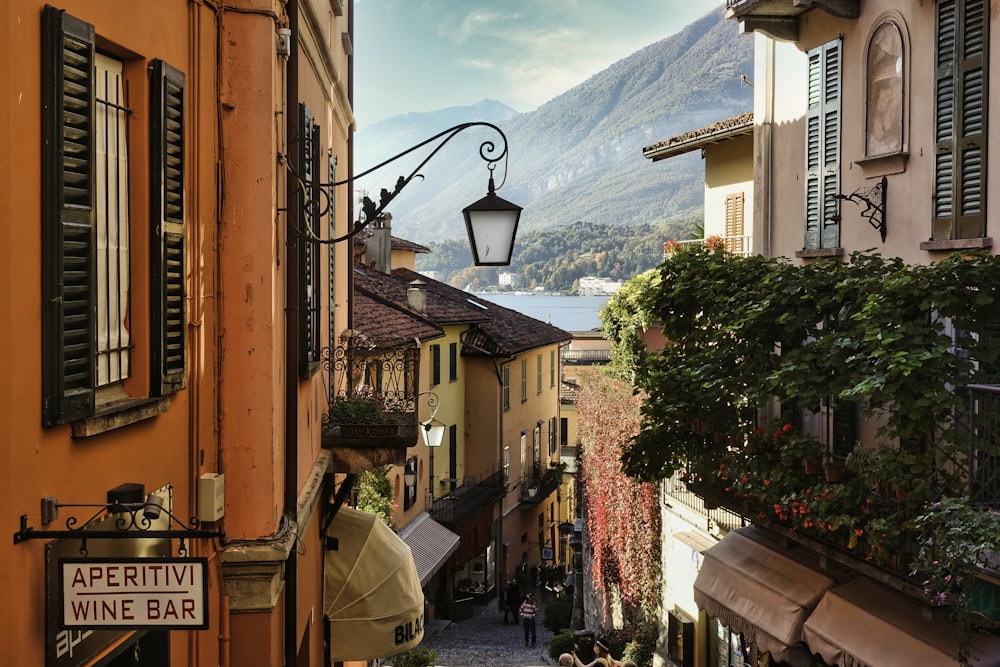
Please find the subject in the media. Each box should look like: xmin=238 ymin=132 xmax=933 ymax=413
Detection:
xmin=288 ymin=121 xmax=522 ymax=266
xmin=421 ymin=416 xmax=446 ymax=504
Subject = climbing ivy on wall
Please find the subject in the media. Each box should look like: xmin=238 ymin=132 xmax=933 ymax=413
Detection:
xmin=576 ymin=368 xmax=661 ymax=626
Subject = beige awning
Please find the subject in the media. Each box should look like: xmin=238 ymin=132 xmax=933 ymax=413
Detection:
xmin=802 ymin=578 xmax=1000 ymax=667
xmin=324 ymin=507 xmax=424 ymax=662
xmin=693 ymin=527 xmax=836 ymax=667
xmin=399 ymin=512 xmax=460 ymax=586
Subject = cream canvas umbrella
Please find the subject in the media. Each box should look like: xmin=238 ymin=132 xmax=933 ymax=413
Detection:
xmin=324 ymin=506 xmax=425 ymax=661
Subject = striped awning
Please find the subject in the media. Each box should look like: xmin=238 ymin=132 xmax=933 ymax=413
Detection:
xmin=399 ymin=512 xmax=460 ymax=586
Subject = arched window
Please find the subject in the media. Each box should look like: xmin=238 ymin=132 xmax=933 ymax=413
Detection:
xmin=866 ymin=21 xmax=905 ymax=156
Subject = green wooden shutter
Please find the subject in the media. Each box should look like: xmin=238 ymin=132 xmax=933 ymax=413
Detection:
xmin=804 ymin=40 xmax=841 ymax=250
xmin=933 ymin=0 xmax=987 ymax=240
xmin=41 ymin=6 xmax=96 ymax=425
xmin=298 ymin=104 xmax=321 ymax=375
xmin=431 ymin=344 xmax=441 ymax=386
xmin=150 ymin=59 xmax=187 ymax=395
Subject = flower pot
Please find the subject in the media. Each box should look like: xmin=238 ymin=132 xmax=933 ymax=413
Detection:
xmin=803 ymin=459 xmax=823 ymax=476
xmin=823 ymin=461 xmax=847 ymax=483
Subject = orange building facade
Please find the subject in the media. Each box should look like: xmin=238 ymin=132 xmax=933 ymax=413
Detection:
xmin=1 ymin=0 xmax=358 ymax=665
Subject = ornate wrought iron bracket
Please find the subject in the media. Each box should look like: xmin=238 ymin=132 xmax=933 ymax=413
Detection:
xmin=13 ymin=499 xmax=225 ymax=555
xmin=281 ymin=121 xmax=511 ymax=245
xmin=832 ymin=176 xmax=887 ymax=242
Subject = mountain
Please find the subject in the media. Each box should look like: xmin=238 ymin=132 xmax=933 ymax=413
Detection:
xmin=353 ymin=6 xmax=754 ymax=245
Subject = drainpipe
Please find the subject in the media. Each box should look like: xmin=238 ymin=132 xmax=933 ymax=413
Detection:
xmin=284 ymin=0 xmax=300 ymax=664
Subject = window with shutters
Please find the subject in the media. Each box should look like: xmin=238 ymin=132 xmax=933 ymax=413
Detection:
xmin=521 ymin=359 xmax=528 ymax=403
xmin=536 ymin=353 xmax=542 ymax=395
xmin=448 ymin=342 xmax=457 ymax=382
xmin=298 ymin=104 xmax=322 ymax=375
xmin=430 ymin=344 xmax=441 ymax=386
xmin=41 ymin=7 xmax=186 ymax=428
xmin=933 ymin=0 xmax=987 ymax=241
xmin=502 ymin=365 xmax=510 ymax=411
xmin=804 ymin=39 xmax=842 ymax=251
xmin=724 ymin=192 xmax=745 ymax=253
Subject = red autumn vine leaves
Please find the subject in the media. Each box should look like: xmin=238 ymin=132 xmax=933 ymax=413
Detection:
xmin=576 ymin=369 xmax=661 ymax=624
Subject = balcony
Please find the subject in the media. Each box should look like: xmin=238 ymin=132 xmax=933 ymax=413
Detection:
xmin=321 ymin=336 xmax=420 ymax=472
xmin=670 ymin=235 xmax=753 ymax=258
xmin=561 ymin=349 xmax=611 ymax=366
xmin=429 ymin=467 xmax=506 ymax=529
xmin=725 ymin=0 xmax=859 ymax=41
xmin=519 ymin=466 xmax=562 ymax=505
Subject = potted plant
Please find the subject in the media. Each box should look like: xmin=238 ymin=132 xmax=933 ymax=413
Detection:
xmin=322 ymin=385 xmax=420 ymax=452
xmin=330 ymin=387 xmax=384 ymax=424
xmin=875 ymin=446 xmax=935 ymax=501
xmin=822 ymin=454 xmax=848 ymax=483
xmin=775 ymin=428 xmax=824 ymax=475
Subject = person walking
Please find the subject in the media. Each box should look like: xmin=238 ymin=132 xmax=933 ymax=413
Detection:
xmin=502 ymin=580 xmax=520 ymax=624
xmin=518 ymin=592 xmax=538 ymax=647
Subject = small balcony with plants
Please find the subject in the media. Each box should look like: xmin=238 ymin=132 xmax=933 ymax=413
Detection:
xmin=519 ymin=464 xmax=564 ymax=505
xmin=617 ymin=247 xmax=1000 ymax=643
xmin=321 ymin=334 xmax=420 ymax=472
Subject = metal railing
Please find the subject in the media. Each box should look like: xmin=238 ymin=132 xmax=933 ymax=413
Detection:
xmin=429 ymin=467 xmax=505 ymax=528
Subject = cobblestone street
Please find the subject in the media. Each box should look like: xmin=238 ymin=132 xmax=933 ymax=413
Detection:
xmin=420 ymin=595 xmax=557 ymax=667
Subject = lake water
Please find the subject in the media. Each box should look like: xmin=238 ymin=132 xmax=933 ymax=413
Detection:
xmin=477 ymin=294 xmax=610 ymax=332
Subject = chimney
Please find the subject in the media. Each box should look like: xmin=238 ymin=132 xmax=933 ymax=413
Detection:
xmin=407 ymin=279 xmax=427 ymax=315
xmin=365 ymin=213 xmax=393 ymax=274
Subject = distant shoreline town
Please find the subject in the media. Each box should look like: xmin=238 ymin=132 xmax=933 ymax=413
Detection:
xmin=462 ymin=275 xmax=623 ymax=297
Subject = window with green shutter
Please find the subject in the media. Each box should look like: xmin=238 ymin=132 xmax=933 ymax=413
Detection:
xmin=41 ymin=6 xmax=187 ymax=427
xmin=150 ymin=59 xmax=187 ymax=396
xmin=298 ymin=104 xmax=322 ymax=376
xmin=431 ymin=344 xmax=441 ymax=386
xmin=933 ymin=0 xmax=988 ymax=240
xmin=804 ymin=39 xmax=842 ymax=251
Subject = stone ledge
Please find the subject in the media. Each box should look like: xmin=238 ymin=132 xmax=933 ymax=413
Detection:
xmin=221 ymin=451 xmax=332 ymax=612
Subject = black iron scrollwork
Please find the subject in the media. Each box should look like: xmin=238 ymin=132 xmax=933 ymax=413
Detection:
xmin=832 ymin=176 xmax=887 ymax=242
xmin=13 ymin=500 xmax=224 ymax=555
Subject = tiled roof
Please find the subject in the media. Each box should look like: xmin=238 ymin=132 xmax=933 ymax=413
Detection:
xmin=351 ymin=288 xmax=443 ymax=344
xmin=560 ymin=379 xmax=581 ymax=404
xmin=354 ymin=266 xmax=491 ymax=327
xmin=392 ymin=268 xmax=573 ymax=357
xmin=352 ymin=265 xmax=572 ymax=358
xmin=642 ymin=111 xmax=754 ymax=161
xmin=352 ymin=233 xmax=431 ymax=254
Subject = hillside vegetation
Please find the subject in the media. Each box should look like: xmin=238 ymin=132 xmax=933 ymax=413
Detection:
xmin=417 ymin=215 xmax=698 ymax=292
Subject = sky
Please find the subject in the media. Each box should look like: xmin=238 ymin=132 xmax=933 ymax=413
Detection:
xmin=353 ymin=0 xmax=727 ymax=127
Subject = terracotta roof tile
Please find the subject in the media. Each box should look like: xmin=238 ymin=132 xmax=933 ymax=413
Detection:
xmin=642 ymin=111 xmax=754 ymax=161
xmin=352 ymin=265 xmax=572 ymax=358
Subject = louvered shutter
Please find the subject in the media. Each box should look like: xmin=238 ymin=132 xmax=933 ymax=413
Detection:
xmin=150 ymin=59 xmax=187 ymax=395
xmin=933 ymin=0 xmax=987 ymax=240
xmin=41 ymin=7 xmax=96 ymax=425
xmin=804 ymin=40 xmax=842 ymax=250
xmin=298 ymin=104 xmax=321 ymax=375
xmin=724 ymin=193 xmax=744 ymax=252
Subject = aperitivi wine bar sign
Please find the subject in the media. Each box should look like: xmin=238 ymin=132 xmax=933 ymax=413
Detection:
xmin=59 ymin=558 xmax=208 ymax=629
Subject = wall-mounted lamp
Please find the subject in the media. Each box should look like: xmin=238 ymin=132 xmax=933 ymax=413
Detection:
xmin=831 ymin=176 xmax=887 ymax=242
xmin=404 ymin=470 xmax=417 ymax=487
xmin=285 ymin=121 xmax=522 ymax=266
xmin=417 ymin=391 xmax=447 ymax=502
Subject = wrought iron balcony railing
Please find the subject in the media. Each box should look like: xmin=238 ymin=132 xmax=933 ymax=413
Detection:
xmin=429 ymin=467 xmax=505 ymax=528
xmin=320 ymin=337 xmax=420 ymax=450
xmin=520 ymin=467 xmax=562 ymax=505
